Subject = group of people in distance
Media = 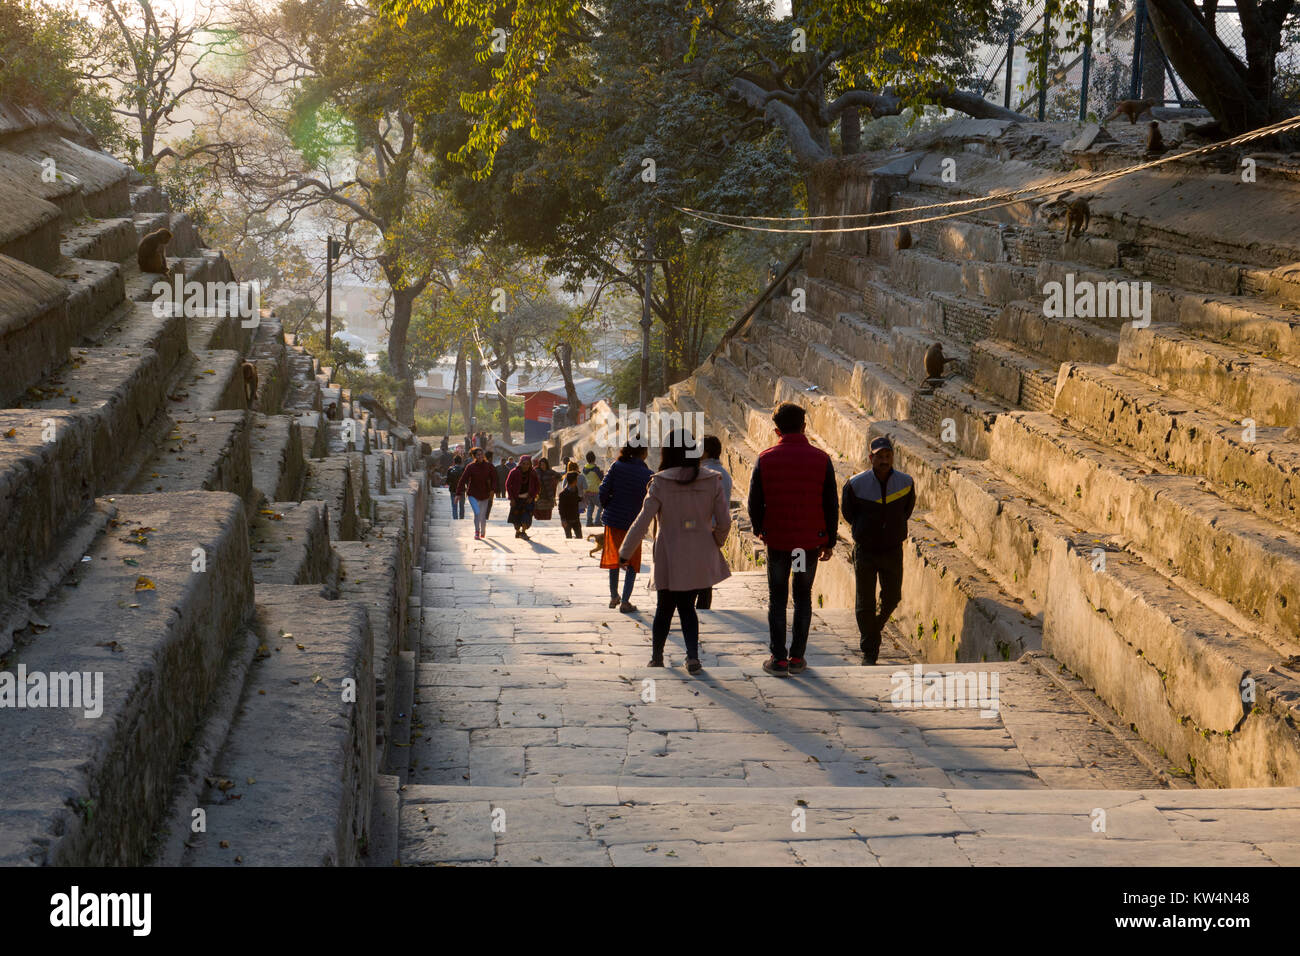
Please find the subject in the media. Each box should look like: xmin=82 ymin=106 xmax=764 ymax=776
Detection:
xmin=437 ymin=400 xmax=915 ymax=676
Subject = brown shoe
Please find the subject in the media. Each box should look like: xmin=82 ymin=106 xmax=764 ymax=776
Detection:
xmin=619 ymin=601 xmax=638 ymax=613
xmin=609 ymin=596 xmax=619 ymax=608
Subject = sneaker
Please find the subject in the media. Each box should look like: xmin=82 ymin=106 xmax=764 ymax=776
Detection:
xmin=788 ymin=657 xmax=807 ymax=675
xmin=762 ymin=656 xmax=790 ymax=677
xmin=686 ymin=658 xmax=702 ymax=675
xmin=618 ymin=601 xmax=638 ymax=613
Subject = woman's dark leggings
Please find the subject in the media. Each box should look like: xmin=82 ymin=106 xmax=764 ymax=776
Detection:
xmin=653 ymin=589 xmax=700 ymax=659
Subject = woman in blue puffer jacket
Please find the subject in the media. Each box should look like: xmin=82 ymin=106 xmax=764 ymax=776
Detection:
xmin=598 ymin=441 xmax=652 ymax=612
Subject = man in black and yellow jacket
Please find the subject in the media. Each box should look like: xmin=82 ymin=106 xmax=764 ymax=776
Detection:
xmin=841 ymin=435 xmax=916 ymax=665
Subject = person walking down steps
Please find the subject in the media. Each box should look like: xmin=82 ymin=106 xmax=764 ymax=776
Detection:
xmin=695 ymin=433 xmax=733 ymax=611
xmin=558 ymin=471 xmax=584 ymax=539
xmin=581 ymin=451 xmax=604 ymax=527
xmin=618 ymin=429 xmax=731 ymax=673
xmin=842 ymin=434 xmax=915 ymax=665
xmin=533 ymin=457 xmax=560 ymax=523
xmin=748 ymin=402 xmax=838 ymax=677
xmin=599 ymin=441 xmax=652 ymax=612
xmin=446 ymin=454 xmax=467 ymax=520
xmin=456 ymin=446 xmax=499 ymax=540
xmin=506 ymin=454 xmax=542 ymax=539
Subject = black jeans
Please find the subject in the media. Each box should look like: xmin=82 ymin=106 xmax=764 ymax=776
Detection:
xmin=563 ymin=519 xmax=582 ymax=538
xmin=653 ymin=589 xmax=701 ymax=659
xmin=694 ymin=587 xmax=713 ymax=609
xmin=766 ymin=548 xmax=819 ymax=660
xmin=854 ymin=544 xmax=904 ymax=661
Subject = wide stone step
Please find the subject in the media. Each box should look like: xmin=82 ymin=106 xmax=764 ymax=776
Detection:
xmin=0 ymin=491 xmax=252 ymax=865
xmin=126 ymin=411 xmax=255 ymax=510
xmin=180 ymin=584 xmax=375 ymax=867
xmin=1120 ymin=324 xmax=1300 ymax=426
xmin=990 ymin=410 xmax=1300 ymax=642
xmin=1054 ymin=362 xmax=1300 ymax=533
xmin=248 ymin=411 xmax=306 ymax=504
xmin=394 ymin=782 xmax=1300 ymax=866
xmin=166 ymin=349 xmax=246 ymax=418
xmin=250 ymin=500 xmax=332 ymax=585
xmin=60 ymin=217 xmax=138 ymax=264
xmin=995 ymin=300 xmax=1120 ymax=366
xmin=87 ymin=299 xmax=189 ymax=380
xmin=5 ymin=130 xmax=132 ymax=217
xmin=0 ymin=175 xmax=61 ymax=270
xmin=969 ymin=339 xmax=1057 ymax=411
xmin=304 ymin=455 xmax=360 ymax=542
xmin=0 ymin=253 xmax=72 ymax=405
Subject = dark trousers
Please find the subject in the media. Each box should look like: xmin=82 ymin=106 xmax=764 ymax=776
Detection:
xmin=653 ymin=589 xmax=701 ymax=659
xmin=766 ymin=548 xmax=819 ymax=660
xmin=451 ymin=494 xmax=465 ymax=519
xmin=509 ymin=499 xmax=533 ymax=530
xmin=854 ymin=544 xmax=904 ymax=662
xmin=563 ymin=519 xmax=582 ymax=538
xmin=694 ymin=587 xmax=713 ymax=609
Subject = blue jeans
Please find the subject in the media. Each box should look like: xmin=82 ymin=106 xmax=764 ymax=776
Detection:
xmin=468 ymin=496 xmax=490 ymax=536
xmin=765 ymin=548 xmax=820 ymax=660
xmin=451 ymin=494 xmax=465 ymax=519
xmin=584 ymin=492 xmax=600 ymax=525
xmin=609 ymin=568 xmax=637 ymax=603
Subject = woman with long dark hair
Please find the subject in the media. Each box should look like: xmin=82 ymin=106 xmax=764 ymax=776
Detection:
xmin=597 ymin=440 xmax=652 ymax=612
xmin=618 ymin=429 xmax=731 ymax=672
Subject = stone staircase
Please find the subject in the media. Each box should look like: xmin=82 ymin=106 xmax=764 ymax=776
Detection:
xmin=546 ymin=118 xmax=1300 ymax=791
xmin=0 ymin=105 xmax=427 ymax=866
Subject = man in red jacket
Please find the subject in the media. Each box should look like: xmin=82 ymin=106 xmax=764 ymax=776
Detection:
xmin=747 ymin=403 xmax=838 ymax=676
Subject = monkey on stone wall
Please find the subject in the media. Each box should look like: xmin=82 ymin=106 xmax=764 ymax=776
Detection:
xmin=137 ymin=227 xmax=173 ymax=275
xmin=1062 ymin=198 xmax=1091 ymax=241
xmin=1105 ymin=99 xmax=1156 ymax=125
xmin=241 ymin=361 xmax=258 ymax=406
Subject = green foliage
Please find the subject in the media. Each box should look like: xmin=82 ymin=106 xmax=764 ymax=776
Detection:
xmin=0 ymin=0 xmax=126 ymax=152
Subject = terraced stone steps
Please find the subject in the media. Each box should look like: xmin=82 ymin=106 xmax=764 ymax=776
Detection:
xmin=0 ymin=491 xmax=253 ymax=865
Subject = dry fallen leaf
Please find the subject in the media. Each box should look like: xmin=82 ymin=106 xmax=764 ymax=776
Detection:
xmin=134 ymin=576 xmax=155 ymax=591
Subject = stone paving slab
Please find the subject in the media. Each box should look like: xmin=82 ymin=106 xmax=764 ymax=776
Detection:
xmin=395 ymin=492 xmax=1300 ymax=864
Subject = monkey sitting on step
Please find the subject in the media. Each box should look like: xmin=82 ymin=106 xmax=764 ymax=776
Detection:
xmin=241 ymin=361 xmax=258 ymax=406
xmin=137 ymin=227 xmax=173 ymax=275
xmin=1145 ymin=120 xmax=1166 ymax=156
xmin=1105 ymin=99 xmax=1156 ymax=125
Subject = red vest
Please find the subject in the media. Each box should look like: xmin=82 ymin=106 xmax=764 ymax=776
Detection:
xmin=757 ymin=433 xmax=831 ymax=551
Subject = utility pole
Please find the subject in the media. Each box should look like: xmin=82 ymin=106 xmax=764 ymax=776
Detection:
xmin=1079 ymin=0 xmax=1095 ymax=122
xmin=324 ymin=236 xmax=340 ymax=350
xmin=1038 ymin=10 xmax=1049 ymax=122
xmin=1004 ymin=32 xmax=1014 ymax=109
xmin=445 ymin=343 xmax=461 ymax=448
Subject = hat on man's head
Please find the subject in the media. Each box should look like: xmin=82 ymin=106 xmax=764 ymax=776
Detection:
xmin=869 ymin=435 xmax=894 ymax=453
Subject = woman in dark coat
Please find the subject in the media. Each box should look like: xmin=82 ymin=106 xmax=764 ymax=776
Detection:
xmin=533 ymin=457 xmax=561 ymax=521
xmin=598 ymin=442 xmax=652 ymax=612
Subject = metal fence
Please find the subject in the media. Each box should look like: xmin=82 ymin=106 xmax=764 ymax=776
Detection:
xmin=969 ymin=0 xmax=1273 ymax=123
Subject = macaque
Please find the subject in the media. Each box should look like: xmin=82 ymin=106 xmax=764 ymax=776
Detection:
xmin=895 ymin=225 xmax=913 ymax=250
xmin=923 ymin=342 xmax=958 ymax=379
xmin=137 ymin=227 xmax=172 ymax=275
xmin=241 ymin=361 xmax=258 ymax=405
xmin=1063 ymin=198 xmax=1090 ymax=241
xmin=326 ymin=401 xmax=339 ymax=421
xmin=1105 ymin=99 xmax=1156 ymax=125
xmin=1145 ymin=120 xmax=1166 ymax=155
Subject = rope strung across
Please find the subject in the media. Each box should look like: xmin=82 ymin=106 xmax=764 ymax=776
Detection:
xmin=663 ymin=113 xmax=1300 ymax=235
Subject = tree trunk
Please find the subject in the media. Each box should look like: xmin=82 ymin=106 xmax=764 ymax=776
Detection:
xmin=1141 ymin=19 xmax=1165 ymax=103
xmin=1144 ymin=0 xmax=1272 ymax=134
xmin=495 ymin=362 xmax=514 ymax=445
xmin=841 ymin=105 xmax=861 ymax=154
xmin=388 ymin=287 xmax=418 ymax=427
xmin=555 ymin=342 xmax=581 ymax=415
xmin=454 ymin=346 xmax=470 ymax=435
xmin=467 ymin=356 xmax=483 ymax=437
